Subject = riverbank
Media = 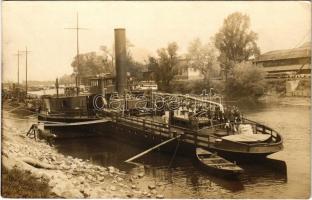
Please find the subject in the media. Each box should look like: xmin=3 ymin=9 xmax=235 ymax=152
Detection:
xmin=258 ymin=95 xmax=310 ymax=106
xmin=2 ymin=108 xmax=164 ymax=198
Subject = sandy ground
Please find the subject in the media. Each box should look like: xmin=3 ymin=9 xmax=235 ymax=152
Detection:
xmin=1 ymin=104 xmax=164 ymax=198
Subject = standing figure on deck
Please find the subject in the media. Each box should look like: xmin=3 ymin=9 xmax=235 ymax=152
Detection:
xmin=225 ymin=120 xmax=231 ymax=135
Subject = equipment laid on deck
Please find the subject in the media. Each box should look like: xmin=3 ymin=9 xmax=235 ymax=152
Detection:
xmin=196 ymin=148 xmax=243 ymax=177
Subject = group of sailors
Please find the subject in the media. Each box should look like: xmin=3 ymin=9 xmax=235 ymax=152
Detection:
xmin=176 ymin=103 xmax=242 ymax=133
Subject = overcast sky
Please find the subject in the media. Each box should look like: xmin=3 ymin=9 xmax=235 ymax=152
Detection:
xmin=2 ymin=1 xmax=311 ymax=82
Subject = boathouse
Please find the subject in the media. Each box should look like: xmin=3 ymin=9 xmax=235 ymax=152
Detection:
xmin=253 ymin=42 xmax=311 ymax=80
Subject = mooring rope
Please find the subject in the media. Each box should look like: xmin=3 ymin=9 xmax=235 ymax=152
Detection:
xmin=7 ymin=105 xmax=23 ymax=113
xmin=159 ymin=137 xmax=181 ymax=193
xmin=167 ymin=137 xmax=180 ymax=169
xmin=2 ymin=117 xmax=36 ymax=121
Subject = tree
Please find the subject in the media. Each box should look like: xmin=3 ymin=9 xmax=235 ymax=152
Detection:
xmin=58 ymin=74 xmax=75 ymax=85
xmin=148 ymin=42 xmax=179 ymax=90
xmin=215 ymin=12 xmax=260 ymax=80
xmin=100 ymin=45 xmax=115 ymax=74
xmin=187 ymin=38 xmax=220 ymax=85
xmin=71 ymin=52 xmax=113 ymax=77
xmin=225 ymin=62 xmax=266 ymax=99
xmin=100 ymin=40 xmax=145 ymax=79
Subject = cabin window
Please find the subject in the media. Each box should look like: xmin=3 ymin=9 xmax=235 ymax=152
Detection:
xmin=62 ymin=100 xmax=69 ymax=108
xmin=91 ymin=80 xmax=98 ymax=87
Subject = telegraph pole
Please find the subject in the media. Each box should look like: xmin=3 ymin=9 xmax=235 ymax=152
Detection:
xmin=21 ymin=47 xmax=31 ymax=98
xmin=13 ymin=50 xmax=22 ymax=87
xmin=65 ymin=13 xmax=88 ymax=96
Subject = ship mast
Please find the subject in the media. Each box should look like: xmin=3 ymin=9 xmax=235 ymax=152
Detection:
xmin=65 ymin=13 xmax=88 ymax=96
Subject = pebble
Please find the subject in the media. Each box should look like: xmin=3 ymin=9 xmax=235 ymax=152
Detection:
xmin=156 ymin=194 xmax=164 ymax=199
xmin=127 ymin=193 xmax=134 ymax=198
xmin=131 ymin=185 xmax=136 ymax=189
xmin=117 ymin=177 xmax=124 ymax=182
xmin=138 ymin=172 xmax=144 ymax=178
xmin=110 ymin=186 xmax=117 ymax=191
xmin=148 ymin=184 xmax=156 ymax=190
xmin=108 ymin=166 xmax=115 ymax=173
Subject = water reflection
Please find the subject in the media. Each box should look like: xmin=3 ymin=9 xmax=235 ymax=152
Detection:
xmin=54 ymin=135 xmax=288 ymax=198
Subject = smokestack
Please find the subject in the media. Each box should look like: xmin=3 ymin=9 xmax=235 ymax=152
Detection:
xmin=114 ymin=28 xmax=127 ymax=95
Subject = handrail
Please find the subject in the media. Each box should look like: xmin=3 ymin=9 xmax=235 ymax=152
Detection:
xmin=152 ymin=92 xmax=224 ymax=112
xmin=114 ymin=114 xmax=282 ymax=148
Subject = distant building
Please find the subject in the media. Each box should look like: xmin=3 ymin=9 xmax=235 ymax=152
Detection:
xmin=253 ymin=42 xmax=311 ymax=79
xmin=174 ymin=58 xmax=204 ymax=81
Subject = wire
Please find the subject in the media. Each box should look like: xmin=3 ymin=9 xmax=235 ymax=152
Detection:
xmin=160 ymin=137 xmax=181 ymax=193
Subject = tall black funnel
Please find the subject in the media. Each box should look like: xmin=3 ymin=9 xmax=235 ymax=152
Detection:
xmin=114 ymin=28 xmax=127 ymax=95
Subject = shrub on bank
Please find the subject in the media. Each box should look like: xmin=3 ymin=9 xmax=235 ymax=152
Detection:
xmin=1 ymin=166 xmax=52 ymax=198
xmin=225 ymin=62 xmax=266 ymax=99
xmin=169 ymin=79 xmax=224 ymax=95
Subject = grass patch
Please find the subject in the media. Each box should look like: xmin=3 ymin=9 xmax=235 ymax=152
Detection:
xmin=1 ymin=166 xmax=53 ymax=198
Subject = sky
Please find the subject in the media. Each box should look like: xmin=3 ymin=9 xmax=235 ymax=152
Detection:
xmin=2 ymin=1 xmax=311 ymax=82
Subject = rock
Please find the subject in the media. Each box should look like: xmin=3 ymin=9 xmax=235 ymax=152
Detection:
xmin=101 ymin=171 xmax=108 ymax=176
xmin=147 ymin=193 xmax=152 ymax=198
xmin=51 ymin=182 xmax=84 ymax=198
xmin=120 ymin=170 xmax=126 ymax=175
xmin=156 ymin=194 xmax=164 ymax=199
xmin=78 ymin=176 xmax=84 ymax=184
xmin=150 ymin=189 xmax=157 ymax=195
xmin=138 ymin=172 xmax=144 ymax=178
xmin=87 ymin=174 xmax=93 ymax=180
xmin=127 ymin=193 xmax=134 ymax=198
xmin=97 ymin=176 xmax=105 ymax=182
xmin=88 ymin=188 xmax=106 ymax=198
xmin=118 ymin=183 xmax=126 ymax=188
xmin=108 ymin=166 xmax=115 ymax=173
xmin=148 ymin=184 xmax=156 ymax=190
xmin=71 ymin=163 xmax=77 ymax=169
xmin=117 ymin=177 xmax=124 ymax=182
xmin=110 ymin=186 xmax=117 ymax=191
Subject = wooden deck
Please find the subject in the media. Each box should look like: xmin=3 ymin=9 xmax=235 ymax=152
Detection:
xmin=110 ymin=115 xmax=283 ymax=157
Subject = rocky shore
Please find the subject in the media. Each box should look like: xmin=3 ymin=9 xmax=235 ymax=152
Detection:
xmin=2 ymin=110 xmax=164 ymax=198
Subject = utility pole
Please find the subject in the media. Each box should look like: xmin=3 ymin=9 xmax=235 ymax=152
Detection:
xmin=65 ymin=13 xmax=88 ymax=96
xmin=13 ymin=50 xmax=22 ymax=87
xmin=20 ymin=47 xmax=31 ymax=98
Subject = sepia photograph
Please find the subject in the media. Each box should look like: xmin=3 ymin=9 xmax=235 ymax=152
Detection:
xmin=1 ymin=1 xmax=311 ymax=198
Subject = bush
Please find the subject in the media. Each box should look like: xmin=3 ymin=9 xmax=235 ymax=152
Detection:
xmin=225 ymin=62 xmax=266 ymax=99
xmin=1 ymin=166 xmax=52 ymax=198
xmin=170 ymin=79 xmax=224 ymax=95
xmin=266 ymin=80 xmax=286 ymax=94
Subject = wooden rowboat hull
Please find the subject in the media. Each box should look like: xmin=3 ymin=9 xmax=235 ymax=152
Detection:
xmin=196 ymin=148 xmax=244 ymax=178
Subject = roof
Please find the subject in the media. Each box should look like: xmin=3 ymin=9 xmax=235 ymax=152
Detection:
xmin=255 ymin=42 xmax=311 ymax=62
xmin=263 ymin=64 xmax=310 ymax=72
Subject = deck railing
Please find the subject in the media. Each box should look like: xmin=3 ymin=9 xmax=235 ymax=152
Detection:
xmin=111 ymin=113 xmax=282 ymax=151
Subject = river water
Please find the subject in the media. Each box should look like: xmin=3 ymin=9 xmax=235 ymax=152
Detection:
xmin=4 ymin=102 xmax=310 ymax=198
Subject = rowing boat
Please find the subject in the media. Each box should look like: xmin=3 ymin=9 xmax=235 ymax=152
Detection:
xmin=196 ymin=148 xmax=243 ymax=177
